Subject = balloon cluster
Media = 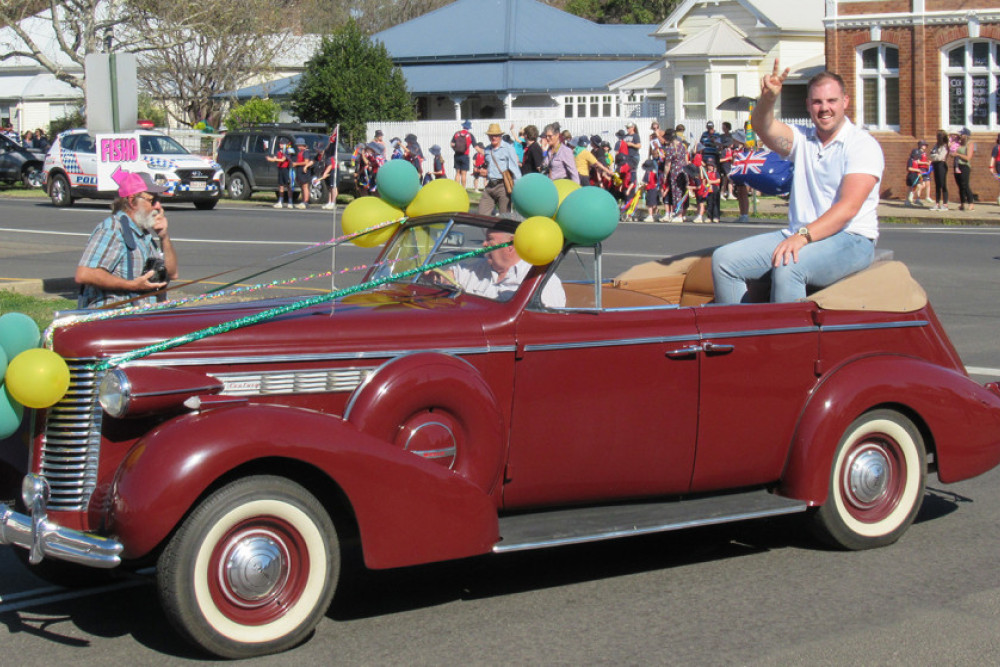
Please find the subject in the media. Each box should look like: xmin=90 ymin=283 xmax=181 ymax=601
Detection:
xmin=509 ymin=174 xmax=620 ymax=266
xmin=341 ymin=160 xmax=471 ymax=247
xmin=0 ymin=313 xmax=71 ymax=439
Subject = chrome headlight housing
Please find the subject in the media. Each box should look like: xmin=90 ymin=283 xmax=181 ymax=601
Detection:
xmin=98 ymin=368 xmax=132 ymax=418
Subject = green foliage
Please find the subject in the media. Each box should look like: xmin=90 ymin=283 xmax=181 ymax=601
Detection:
xmin=137 ymin=93 xmax=168 ymax=127
xmin=224 ymin=97 xmax=282 ymax=130
xmin=48 ymin=107 xmax=86 ymax=137
xmin=0 ymin=291 xmax=76 ymax=332
xmin=291 ymin=19 xmax=415 ymax=146
xmin=564 ymin=0 xmax=679 ymax=23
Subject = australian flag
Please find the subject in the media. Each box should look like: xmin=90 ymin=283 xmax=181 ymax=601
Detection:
xmin=729 ymin=149 xmax=793 ymax=196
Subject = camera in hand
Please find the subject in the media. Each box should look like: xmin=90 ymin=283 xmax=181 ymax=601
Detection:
xmin=143 ymin=256 xmax=168 ymax=283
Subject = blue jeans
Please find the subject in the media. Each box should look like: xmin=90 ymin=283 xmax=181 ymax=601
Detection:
xmin=712 ymin=230 xmax=875 ymax=304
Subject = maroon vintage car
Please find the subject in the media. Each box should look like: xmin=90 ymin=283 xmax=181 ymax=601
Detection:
xmin=3 ymin=213 xmax=1000 ymax=658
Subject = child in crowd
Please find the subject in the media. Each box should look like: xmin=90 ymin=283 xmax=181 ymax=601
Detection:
xmin=472 ymin=143 xmax=486 ymax=191
xmin=266 ymin=138 xmax=293 ymax=209
xmin=687 ymin=154 xmax=707 ymax=223
xmin=703 ymin=156 xmax=721 ymax=223
xmin=428 ymin=145 xmax=446 ymax=182
xmin=641 ymin=159 xmax=660 ymax=222
xmin=906 ymin=141 xmax=930 ymax=206
xmin=612 ymin=153 xmax=635 ymax=205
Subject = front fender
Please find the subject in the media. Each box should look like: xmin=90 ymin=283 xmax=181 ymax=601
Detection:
xmin=110 ymin=404 xmax=498 ymax=569
xmin=780 ymin=355 xmax=1000 ymax=503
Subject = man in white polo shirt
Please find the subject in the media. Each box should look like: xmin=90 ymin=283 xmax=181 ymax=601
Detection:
xmin=712 ymin=61 xmax=884 ymax=303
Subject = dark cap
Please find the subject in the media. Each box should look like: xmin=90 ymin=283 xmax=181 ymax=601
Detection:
xmin=706 ymin=121 xmax=714 ymax=128
xmin=374 ymin=130 xmax=384 ymax=137
xmin=959 ymin=127 xmax=972 ymax=136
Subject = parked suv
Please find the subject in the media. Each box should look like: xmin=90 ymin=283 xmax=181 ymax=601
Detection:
xmin=216 ymin=123 xmax=355 ymax=201
xmin=43 ymin=128 xmax=223 ymax=209
xmin=0 ymin=134 xmax=45 ymax=188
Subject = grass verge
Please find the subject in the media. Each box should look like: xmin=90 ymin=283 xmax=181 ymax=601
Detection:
xmin=0 ymin=290 xmax=76 ymax=331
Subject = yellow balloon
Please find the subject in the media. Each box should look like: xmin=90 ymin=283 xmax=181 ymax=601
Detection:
xmin=5 ymin=348 xmax=70 ymax=409
xmin=406 ymin=178 xmax=470 ymax=217
xmin=553 ymin=179 xmax=581 ymax=208
xmin=514 ymin=216 xmax=564 ymax=266
xmin=342 ymin=196 xmax=404 ymax=247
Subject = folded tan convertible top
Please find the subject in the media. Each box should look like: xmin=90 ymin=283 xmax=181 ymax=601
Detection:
xmin=807 ymin=261 xmax=928 ymax=312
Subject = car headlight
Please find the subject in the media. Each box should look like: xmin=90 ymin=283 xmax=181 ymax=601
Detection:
xmin=99 ymin=368 xmax=132 ymax=418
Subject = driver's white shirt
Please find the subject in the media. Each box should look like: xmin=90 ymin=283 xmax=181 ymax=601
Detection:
xmin=452 ymin=259 xmax=565 ymax=308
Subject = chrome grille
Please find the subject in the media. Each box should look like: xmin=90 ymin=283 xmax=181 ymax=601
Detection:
xmin=213 ymin=368 xmax=372 ymax=397
xmin=40 ymin=359 xmax=104 ymax=511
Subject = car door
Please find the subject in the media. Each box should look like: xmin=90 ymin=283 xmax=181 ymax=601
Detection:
xmin=689 ymin=301 xmax=820 ymax=492
xmin=245 ymin=133 xmax=274 ymax=188
xmin=0 ymin=136 xmax=17 ymax=180
xmin=503 ymin=247 xmax=701 ymax=510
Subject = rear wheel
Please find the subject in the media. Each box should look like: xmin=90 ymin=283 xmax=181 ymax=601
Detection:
xmin=811 ymin=409 xmax=926 ymax=550
xmin=49 ymin=173 xmax=73 ymax=207
xmin=226 ymin=171 xmax=251 ymax=200
xmin=157 ymin=476 xmax=339 ymax=659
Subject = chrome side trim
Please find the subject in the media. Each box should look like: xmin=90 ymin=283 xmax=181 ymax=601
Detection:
xmin=699 ymin=326 xmax=819 ymax=339
xmin=211 ymin=367 xmax=373 ymax=397
xmin=820 ymin=320 xmax=929 ymax=333
xmin=524 ymin=334 xmax=700 ymax=353
xmin=121 ymin=346 xmax=517 ymax=368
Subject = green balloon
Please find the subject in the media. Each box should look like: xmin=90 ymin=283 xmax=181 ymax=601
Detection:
xmin=376 ymin=159 xmax=422 ymax=209
xmin=555 ymin=186 xmax=620 ymax=245
xmin=0 ymin=313 xmax=40 ymax=361
xmin=0 ymin=385 xmax=24 ymax=440
xmin=512 ymin=173 xmax=559 ymax=219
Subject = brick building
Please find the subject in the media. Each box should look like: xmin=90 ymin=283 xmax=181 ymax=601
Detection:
xmin=827 ymin=1 xmax=1000 ymax=202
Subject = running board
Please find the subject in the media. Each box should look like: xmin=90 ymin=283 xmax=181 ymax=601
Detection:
xmin=494 ymin=490 xmax=808 ymax=553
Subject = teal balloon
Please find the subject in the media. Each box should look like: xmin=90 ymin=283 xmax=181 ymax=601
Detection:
xmin=512 ymin=173 xmax=559 ymax=219
xmin=0 ymin=385 xmax=24 ymax=440
xmin=0 ymin=313 xmax=40 ymax=361
xmin=376 ymin=159 xmax=422 ymax=208
xmin=0 ymin=345 xmax=6 ymax=378
xmin=555 ymin=186 xmax=620 ymax=245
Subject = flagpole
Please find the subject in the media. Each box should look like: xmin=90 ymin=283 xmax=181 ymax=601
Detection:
xmin=331 ymin=124 xmax=340 ymax=291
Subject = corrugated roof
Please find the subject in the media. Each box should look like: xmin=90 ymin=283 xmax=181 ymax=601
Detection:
xmin=373 ymin=0 xmax=661 ymax=61
xmin=666 ymin=19 xmax=764 ymax=58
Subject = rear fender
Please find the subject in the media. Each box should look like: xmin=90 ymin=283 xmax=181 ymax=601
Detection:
xmin=781 ymin=356 xmax=1000 ymax=503
xmin=110 ymin=404 xmax=498 ymax=569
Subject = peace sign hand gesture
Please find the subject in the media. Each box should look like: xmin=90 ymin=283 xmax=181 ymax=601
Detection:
xmin=761 ymin=58 xmax=790 ymax=100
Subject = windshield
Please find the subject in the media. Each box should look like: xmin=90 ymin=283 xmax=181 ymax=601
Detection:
xmin=371 ymin=219 xmax=486 ymax=282
xmin=140 ymin=134 xmax=191 ymax=155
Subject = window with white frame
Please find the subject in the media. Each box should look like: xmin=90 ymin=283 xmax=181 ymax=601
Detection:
xmin=857 ymin=44 xmax=899 ymax=130
xmin=563 ymin=94 xmax=620 ymax=118
xmin=943 ymin=40 xmax=1000 ymax=129
xmin=682 ymin=74 xmax=705 ymax=119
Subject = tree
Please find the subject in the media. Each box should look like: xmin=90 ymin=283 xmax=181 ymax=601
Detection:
xmin=291 ymin=20 xmax=414 ymax=146
xmin=563 ymin=0 xmax=679 ymax=24
xmin=225 ymin=97 xmax=282 ymax=130
xmin=137 ymin=93 xmax=168 ymax=126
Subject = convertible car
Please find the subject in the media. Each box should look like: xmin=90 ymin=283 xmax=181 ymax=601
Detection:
xmin=2 ymin=213 xmax=1000 ymax=658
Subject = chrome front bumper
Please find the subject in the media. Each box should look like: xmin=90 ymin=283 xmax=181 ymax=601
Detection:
xmin=0 ymin=474 xmax=122 ymax=568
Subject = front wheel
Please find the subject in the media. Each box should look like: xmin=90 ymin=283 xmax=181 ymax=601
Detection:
xmin=157 ymin=476 xmax=339 ymax=659
xmin=22 ymin=165 xmax=44 ymax=189
xmin=193 ymin=199 xmax=218 ymax=210
xmin=811 ymin=409 xmax=926 ymax=550
xmin=48 ymin=173 xmax=73 ymax=207
xmin=226 ymin=171 xmax=251 ymax=200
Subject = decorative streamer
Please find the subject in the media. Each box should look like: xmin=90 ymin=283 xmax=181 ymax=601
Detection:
xmin=90 ymin=243 xmax=508 ymax=371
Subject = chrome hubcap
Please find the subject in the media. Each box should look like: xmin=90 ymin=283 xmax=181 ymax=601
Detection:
xmin=845 ymin=446 xmax=890 ymax=508
xmin=224 ymin=534 xmax=286 ymax=601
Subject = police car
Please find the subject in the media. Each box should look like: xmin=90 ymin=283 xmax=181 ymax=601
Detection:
xmin=43 ymin=128 xmax=223 ymax=209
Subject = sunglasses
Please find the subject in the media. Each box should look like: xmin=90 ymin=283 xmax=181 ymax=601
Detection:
xmin=135 ymin=193 xmax=161 ymax=205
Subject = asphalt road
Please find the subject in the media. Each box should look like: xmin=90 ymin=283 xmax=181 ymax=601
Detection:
xmin=2 ymin=197 xmax=1000 ymax=664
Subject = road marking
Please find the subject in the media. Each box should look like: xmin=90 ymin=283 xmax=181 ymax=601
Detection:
xmin=0 ymin=227 xmax=314 ymax=247
xmin=966 ymin=366 xmax=1000 ymax=377
xmin=0 ymin=579 xmax=149 ymax=613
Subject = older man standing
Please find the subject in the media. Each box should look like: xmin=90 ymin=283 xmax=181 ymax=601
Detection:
xmin=712 ymin=60 xmax=883 ymax=303
xmin=76 ymin=169 xmax=178 ymax=308
xmin=477 ymin=123 xmax=521 ymax=215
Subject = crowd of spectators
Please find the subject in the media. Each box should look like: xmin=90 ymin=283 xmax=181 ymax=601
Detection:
xmin=2 ymin=122 xmax=49 ymax=152
xmin=351 ymin=118 xmax=755 ymax=223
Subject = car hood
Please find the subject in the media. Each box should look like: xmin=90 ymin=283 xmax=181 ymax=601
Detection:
xmin=50 ymin=285 xmax=495 ymax=363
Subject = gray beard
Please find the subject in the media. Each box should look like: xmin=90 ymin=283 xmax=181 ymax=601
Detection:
xmin=131 ymin=207 xmax=157 ymax=233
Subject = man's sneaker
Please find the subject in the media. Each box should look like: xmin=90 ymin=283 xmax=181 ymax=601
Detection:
xmin=273 ymin=202 xmax=285 ymax=209
xmin=737 ymin=214 xmax=750 ymax=223
xmin=322 ymin=202 xmax=335 ymax=210
xmin=693 ymin=215 xmax=704 ymax=223
xmin=643 ymin=214 xmax=654 ymax=222
xmin=295 ymin=202 xmax=307 ymax=210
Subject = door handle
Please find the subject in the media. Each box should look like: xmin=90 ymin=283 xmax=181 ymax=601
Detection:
xmin=665 ymin=345 xmax=701 ymax=359
xmin=703 ymin=342 xmax=734 ymax=355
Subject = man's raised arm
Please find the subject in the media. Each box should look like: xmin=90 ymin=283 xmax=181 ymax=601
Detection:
xmin=751 ymin=59 xmax=795 ymax=157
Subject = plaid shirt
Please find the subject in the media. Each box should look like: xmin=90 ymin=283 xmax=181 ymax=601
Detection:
xmin=78 ymin=212 xmax=162 ymax=308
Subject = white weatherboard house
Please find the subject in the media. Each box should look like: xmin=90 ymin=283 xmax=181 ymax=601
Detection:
xmin=609 ymin=0 xmax=825 ymax=127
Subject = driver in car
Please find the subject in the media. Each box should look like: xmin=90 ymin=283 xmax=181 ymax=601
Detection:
xmin=449 ymin=226 xmax=565 ymax=308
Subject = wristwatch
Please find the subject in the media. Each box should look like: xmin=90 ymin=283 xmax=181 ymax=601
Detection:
xmin=796 ymin=227 xmax=812 ymax=243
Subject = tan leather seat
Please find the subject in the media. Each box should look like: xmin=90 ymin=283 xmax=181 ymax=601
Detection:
xmin=562 ymin=283 xmax=670 ymax=309
xmin=679 ymin=256 xmax=715 ymax=306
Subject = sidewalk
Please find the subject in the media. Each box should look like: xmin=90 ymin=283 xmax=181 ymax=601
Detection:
xmin=744 ymin=195 xmax=1000 ymax=225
